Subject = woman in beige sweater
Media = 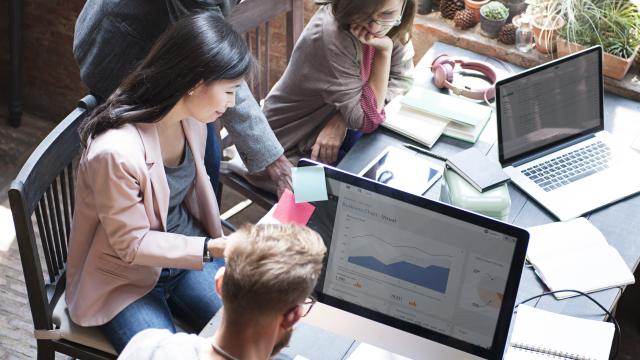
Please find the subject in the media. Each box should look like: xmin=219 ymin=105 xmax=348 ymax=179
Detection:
xmin=249 ymin=0 xmax=415 ymax=192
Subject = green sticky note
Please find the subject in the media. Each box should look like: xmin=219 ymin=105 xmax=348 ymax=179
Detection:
xmin=292 ymin=166 xmax=328 ymax=203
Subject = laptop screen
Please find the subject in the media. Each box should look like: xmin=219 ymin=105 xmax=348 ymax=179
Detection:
xmin=299 ymin=159 xmax=529 ymax=360
xmin=497 ymin=46 xmax=603 ymax=165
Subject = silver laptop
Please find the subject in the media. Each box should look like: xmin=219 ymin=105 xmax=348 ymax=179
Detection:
xmin=496 ymin=46 xmax=640 ymax=221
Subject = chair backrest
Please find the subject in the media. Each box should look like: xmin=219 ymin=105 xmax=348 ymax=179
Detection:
xmin=228 ymin=0 xmax=304 ymax=100
xmin=9 ymin=95 xmax=97 ymax=333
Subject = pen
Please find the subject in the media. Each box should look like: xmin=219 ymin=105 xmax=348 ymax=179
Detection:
xmin=402 ymin=143 xmax=448 ymax=162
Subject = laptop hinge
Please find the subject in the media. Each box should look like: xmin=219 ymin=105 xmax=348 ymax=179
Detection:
xmin=511 ymin=133 xmax=596 ymax=168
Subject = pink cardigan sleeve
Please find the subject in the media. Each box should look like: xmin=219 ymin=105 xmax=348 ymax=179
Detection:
xmin=358 ymin=44 xmax=386 ymax=133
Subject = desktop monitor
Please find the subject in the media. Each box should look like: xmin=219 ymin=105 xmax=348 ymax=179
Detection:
xmin=298 ymin=159 xmax=529 ymax=360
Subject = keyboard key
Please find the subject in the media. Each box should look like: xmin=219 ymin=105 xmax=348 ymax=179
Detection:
xmin=568 ymin=169 xmax=596 ymax=183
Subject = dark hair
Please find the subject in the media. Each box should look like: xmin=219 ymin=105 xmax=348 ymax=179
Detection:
xmin=317 ymin=0 xmax=416 ymax=44
xmin=79 ymin=12 xmax=254 ymax=147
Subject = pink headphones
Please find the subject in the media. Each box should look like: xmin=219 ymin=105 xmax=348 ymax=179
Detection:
xmin=431 ymin=54 xmax=497 ymax=102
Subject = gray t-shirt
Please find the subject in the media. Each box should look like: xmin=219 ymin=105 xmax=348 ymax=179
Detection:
xmin=164 ymin=144 xmax=207 ymax=237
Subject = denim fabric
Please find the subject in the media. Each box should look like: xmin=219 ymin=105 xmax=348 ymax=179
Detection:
xmin=205 ymin=122 xmax=221 ymax=192
xmin=100 ymin=259 xmax=224 ymax=353
xmin=337 ymin=129 xmax=363 ymax=163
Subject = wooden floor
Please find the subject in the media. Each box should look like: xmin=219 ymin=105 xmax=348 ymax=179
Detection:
xmin=0 ymin=110 xmax=637 ymax=359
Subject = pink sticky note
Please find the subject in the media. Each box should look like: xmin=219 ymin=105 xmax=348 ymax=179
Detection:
xmin=273 ymin=189 xmax=316 ymax=225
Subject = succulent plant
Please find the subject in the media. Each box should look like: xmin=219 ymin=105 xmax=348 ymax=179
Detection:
xmin=481 ymin=1 xmax=509 ymax=21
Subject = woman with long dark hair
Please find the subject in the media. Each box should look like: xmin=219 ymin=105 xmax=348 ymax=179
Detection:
xmin=66 ymin=12 xmax=253 ymax=352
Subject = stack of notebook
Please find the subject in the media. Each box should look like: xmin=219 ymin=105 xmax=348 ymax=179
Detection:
xmin=382 ymin=88 xmax=493 ymax=147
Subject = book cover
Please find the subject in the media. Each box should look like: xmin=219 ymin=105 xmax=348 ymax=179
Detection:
xmin=445 ymin=148 xmax=510 ymax=192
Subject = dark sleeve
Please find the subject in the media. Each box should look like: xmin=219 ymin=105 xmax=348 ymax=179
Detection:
xmin=164 ymin=0 xmax=239 ymax=21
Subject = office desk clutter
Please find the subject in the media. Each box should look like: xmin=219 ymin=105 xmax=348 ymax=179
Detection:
xmin=526 ymin=218 xmax=634 ymax=299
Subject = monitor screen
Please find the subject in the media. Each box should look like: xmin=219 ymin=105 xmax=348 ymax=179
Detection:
xmin=497 ymin=47 xmax=603 ymax=165
xmin=300 ymin=160 xmax=529 ymax=360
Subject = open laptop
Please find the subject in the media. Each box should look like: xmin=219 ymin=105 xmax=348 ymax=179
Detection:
xmin=298 ymin=159 xmax=529 ymax=360
xmin=496 ymin=46 xmax=640 ymax=221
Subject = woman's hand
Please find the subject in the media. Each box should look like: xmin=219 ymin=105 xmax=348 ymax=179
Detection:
xmin=350 ymin=24 xmax=393 ymax=53
xmin=207 ymin=237 xmax=227 ymax=258
xmin=311 ymin=113 xmax=347 ymax=164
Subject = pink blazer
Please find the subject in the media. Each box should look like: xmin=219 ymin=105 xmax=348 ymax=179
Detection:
xmin=66 ymin=118 xmax=222 ymax=327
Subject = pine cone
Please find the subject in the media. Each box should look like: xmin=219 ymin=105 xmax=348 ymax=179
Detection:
xmin=635 ymin=51 xmax=640 ymax=65
xmin=498 ymin=23 xmax=517 ymax=45
xmin=454 ymin=9 xmax=478 ymax=30
xmin=440 ymin=0 xmax=465 ymax=20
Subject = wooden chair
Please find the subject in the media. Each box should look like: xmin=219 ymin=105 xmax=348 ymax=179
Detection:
xmin=219 ymin=0 xmax=305 ymax=212
xmin=9 ymin=95 xmax=117 ymax=360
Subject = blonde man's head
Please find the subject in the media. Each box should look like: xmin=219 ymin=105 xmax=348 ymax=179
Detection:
xmin=221 ymin=224 xmax=326 ymax=321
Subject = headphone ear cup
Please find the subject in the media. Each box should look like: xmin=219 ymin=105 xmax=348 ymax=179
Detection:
xmin=442 ymin=63 xmax=454 ymax=83
xmin=433 ymin=64 xmax=446 ymax=88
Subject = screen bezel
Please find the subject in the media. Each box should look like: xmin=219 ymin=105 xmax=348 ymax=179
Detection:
xmin=496 ymin=45 xmax=604 ymax=167
xmin=299 ymin=159 xmax=529 ymax=360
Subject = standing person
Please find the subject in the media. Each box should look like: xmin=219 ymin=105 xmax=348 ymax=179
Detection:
xmin=73 ymin=0 xmax=293 ymax=196
xmin=67 ymin=13 xmax=251 ymax=353
xmin=256 ymin=0 xmax=415 ymax=179
xmin=118 ymin=224 xmax=327 ymax=360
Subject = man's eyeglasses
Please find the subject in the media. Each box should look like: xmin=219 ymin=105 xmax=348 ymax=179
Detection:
xmin=369 ymin=0 xmax=408 ymax=28
xmin=299 ymin=296 xmax=317 ymax=317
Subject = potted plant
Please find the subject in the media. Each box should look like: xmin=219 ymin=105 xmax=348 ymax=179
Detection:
xmin=556 ymin=0 xmax=640 ymax=80
xmin=480 ymin=1 xmax=509 ymax=38
xmin=501 ymin=0 xmax=527 ymax=22
xmin=525 ymin=0 xmax=566 ymax=54
xmin=465 ymin=0 xmax=490 ymax=23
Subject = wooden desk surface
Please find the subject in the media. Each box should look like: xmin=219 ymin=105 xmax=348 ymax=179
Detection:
xmin=338 ymin=42 xmax=640 ymax=322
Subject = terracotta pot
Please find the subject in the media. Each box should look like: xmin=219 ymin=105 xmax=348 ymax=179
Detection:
xmin=464 ymin=0 xmax=490 ymax=23
xmin=557 ymin=39 xmax=640 ymax=80
xmin=532 ymin=14 xmax=565 ymax=54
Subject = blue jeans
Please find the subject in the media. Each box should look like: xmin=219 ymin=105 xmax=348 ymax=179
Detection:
xmin=337 ymin=129 xmax=363 ymax=163
xmin=205 ymin=122 xmax=221 ymax=192
xmin=100 ymin=259 xmax=224 ymax=353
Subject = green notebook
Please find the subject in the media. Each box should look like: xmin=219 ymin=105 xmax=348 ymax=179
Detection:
xmin=401 ymin=88 xmax=492 ymax=127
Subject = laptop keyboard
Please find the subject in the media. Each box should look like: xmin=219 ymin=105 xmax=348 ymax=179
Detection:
xmin=521 ymin=141 xmax=612 ymax=192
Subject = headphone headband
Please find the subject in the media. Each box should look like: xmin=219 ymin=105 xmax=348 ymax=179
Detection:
xmin=430 ymin=54 xmax=497 ymax=102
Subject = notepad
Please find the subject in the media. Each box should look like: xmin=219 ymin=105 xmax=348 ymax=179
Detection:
xmin=382 ymin=96 xmax=448 ymax=148
xmin=445 ymin=148 xmax=510 ymax=192
xmin=505 ymin=305 xmax=614 ymax=360
xmin=526 ymin=218 xmax=634 ymax=299
xmin=273 ymin=189 xmax=316 ymax=225
xmin=292 ymin=166 xmax=328 ymax=203
xmin=401 ymin=88 xmax=492 ymax=126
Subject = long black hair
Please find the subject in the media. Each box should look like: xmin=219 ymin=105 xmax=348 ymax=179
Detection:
xmin=79 ymin=12 xmax=254 ymax=147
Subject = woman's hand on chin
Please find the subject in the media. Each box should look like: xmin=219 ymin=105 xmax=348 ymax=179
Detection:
xmin=350 ymin=24 xmax=393 ymax=53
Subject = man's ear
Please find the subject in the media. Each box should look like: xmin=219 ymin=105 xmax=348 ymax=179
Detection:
xmin=281 ymin=307 xmax=302 ymax=330
xmin=215 ymin=267 xmax=225 ymax=296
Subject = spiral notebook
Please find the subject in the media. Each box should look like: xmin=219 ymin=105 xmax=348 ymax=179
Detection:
xmin=505 ymin=305 xmax=614 ymax=360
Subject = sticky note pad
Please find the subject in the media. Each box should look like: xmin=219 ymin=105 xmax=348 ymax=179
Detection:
xmin=273 ymin=189 xmax=316 ymax=225
xmin=292 ymin=166 xmax=328 ymax=203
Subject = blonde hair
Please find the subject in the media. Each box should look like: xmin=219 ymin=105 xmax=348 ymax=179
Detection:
xmin=221 ymin=224 xmax=327 ymax=320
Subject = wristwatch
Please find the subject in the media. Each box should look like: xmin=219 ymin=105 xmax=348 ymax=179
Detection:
xmin=203 ymin=237 xmax=213 ymax=263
